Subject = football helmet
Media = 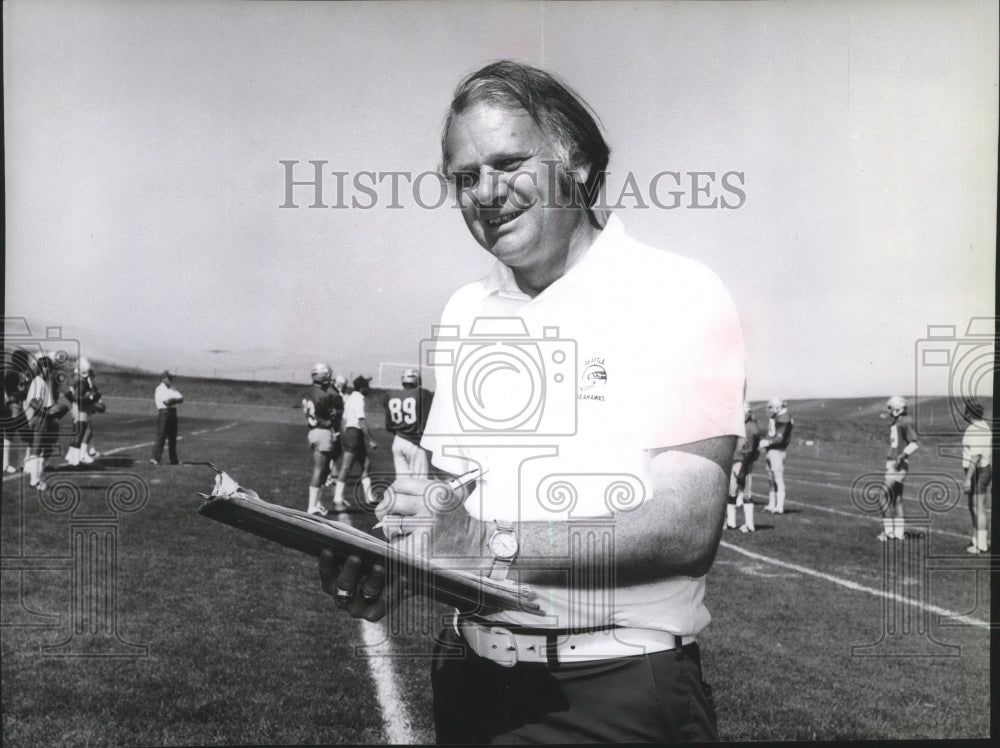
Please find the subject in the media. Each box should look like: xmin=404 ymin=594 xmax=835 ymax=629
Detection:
xmin=77 ymin=358 xmax=93 ymax=377
xmin=401 ymin=368 xmax=420 ymax=386
xmin=964 ymin=400 xmax=984 ymax=420
xmin=766 ymin=397 xmax=784 ymax=416
xmin=333 ymin=374 xmax=347 ymax=389
xmin=310 ymin=363 xmax=332 ymax=384
xmin=886 ymin=395 xmax=907 ymax=417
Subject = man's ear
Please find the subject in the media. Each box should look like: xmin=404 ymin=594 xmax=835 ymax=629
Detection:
xmin=567 ymin=161 xmax=591 ymax=187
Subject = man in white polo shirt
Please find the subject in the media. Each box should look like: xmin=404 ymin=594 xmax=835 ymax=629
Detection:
xmin=319 ymin=61 xmax=744 ymax=743
xmin=330 ymin=375 xmax=379 ymax=510
xmin=150 ymin=371 xmax=183 ymax=465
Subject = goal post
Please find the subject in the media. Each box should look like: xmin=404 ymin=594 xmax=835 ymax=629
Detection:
xmin=377 ymin=361 xmax=420 ymax=389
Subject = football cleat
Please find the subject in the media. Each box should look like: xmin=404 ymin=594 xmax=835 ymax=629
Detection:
xmin=886 ymin=395 xmax=907 ymax=418
xmin=876 ymin=532 xmax=889 ymax=542
xmin=739 ymin=524 xmax=754 ymax=533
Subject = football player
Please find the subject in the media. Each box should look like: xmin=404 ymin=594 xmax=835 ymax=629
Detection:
xmin=726 ymin=402 xmax=762 ymax=532
xmin=331 ymin=375 xmax=379 ymax=510
xmin=383 ymin=369 xmax=434 ymax=480
xmin=2 ymin=349 xmax=32 ymax=474
xmin=23 ymin=355 xmax=70 ymax=491
xmin=760 ymin=397 xmax=793 ymax=514
xmin=302 ymin=363 xmax=344 ymax=516
xmin=333 ymin=374 xmax=348 ymax=397
xmin=879 ymin=395 xmax=918 ymax=541
xmin=64 ymin=358 xmax=105 ymax=466
xmin=960 ymin=400 xmax=991 ymax=554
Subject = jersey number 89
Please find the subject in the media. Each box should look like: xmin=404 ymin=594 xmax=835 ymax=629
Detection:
xmin=387 ymin=396 xmax=417 ymax=426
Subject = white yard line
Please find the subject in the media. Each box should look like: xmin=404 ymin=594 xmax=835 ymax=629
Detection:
xmin=718 ymin=540 xmax=990 ymax=629
xmin=779 ymin=476 xmax=970 ymax=541
xmin=2 ymin=421 xmax=240 ymax=483
xmin=360 ymin=620 xmax=417 ymax=745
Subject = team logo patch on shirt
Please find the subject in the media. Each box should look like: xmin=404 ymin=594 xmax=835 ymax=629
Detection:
xmin=579 ymin=358 xmax=607 ymax=401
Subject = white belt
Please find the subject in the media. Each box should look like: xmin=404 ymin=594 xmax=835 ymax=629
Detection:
xmin=457 ymin=619 xmax=695 ymax=667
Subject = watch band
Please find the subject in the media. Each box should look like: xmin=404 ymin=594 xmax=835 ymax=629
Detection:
xmin=488 ymin=520 xmax=518 ymax=582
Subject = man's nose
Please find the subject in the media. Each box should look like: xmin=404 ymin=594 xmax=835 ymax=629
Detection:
xmin=473 ymin=166 xmax=505 ymax=206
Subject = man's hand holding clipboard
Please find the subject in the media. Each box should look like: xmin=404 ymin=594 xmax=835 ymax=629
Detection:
xmin=196 ymin=465 xmax=540 ymax=620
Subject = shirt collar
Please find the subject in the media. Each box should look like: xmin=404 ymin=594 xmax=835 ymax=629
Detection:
xmin=480 ymin=213 xmax=626 ymax=300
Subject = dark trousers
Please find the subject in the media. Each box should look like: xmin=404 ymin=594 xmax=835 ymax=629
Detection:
xmin=431 ymin=627 xmax=717 ymax=744
xmin=152 ymin=408 xmax=179 ymax=463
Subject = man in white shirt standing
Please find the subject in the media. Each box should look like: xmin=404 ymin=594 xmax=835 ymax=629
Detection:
xmin=961 ymin=400 xmax=992 ymax=555
xmin=150 ymin=371 xmax=184 ymax=465
xmin=318 ymin=61 xmax=744 ymax=742
xmin=330 ymin=375 xmax=378 ymax=510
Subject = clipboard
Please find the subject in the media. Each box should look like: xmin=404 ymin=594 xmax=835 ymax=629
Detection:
xmin=195 ymin=466 xmax=542 ymax=617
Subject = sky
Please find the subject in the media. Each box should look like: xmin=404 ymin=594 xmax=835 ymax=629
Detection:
xmin=4 ymin=0 xmax=997 ymax=399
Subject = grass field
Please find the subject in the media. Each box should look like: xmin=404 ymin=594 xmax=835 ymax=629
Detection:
xmin=1 ymin=377 xmax=992 ymax=744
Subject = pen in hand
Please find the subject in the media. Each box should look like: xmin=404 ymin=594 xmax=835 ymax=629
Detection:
xmin=373 ymin=468 xmax=486 ymax=531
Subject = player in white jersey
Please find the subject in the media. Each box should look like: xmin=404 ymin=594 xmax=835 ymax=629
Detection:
xmin=23 ymin=356 xmax=70 ymax=490
xmin=760 ymin=397 xmax=793 ymax=514
xmin=879 ymin=395 xmax=918 ymax=541
xmin=960 ymin=400 xmax=991 ymax=554
xmin=330 ymin=375 xmax=379 ymax=510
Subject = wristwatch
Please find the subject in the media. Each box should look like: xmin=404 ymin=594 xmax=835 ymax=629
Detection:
xmin=487 ymin=520 xmax=519 ymax=581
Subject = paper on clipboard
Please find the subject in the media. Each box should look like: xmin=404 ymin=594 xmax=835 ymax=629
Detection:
xmin=195 ymin=466 xmax=542 ymax=617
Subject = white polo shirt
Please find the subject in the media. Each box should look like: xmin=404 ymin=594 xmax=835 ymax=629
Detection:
xmin=25 ymin=375 xmax=55 ymax=422
xmin=154 ymin=382 xmax=183 ymax=410
xmin=421 ymin=214 xmax=745 ymax=635
xmin=344 ymin=391 xmax=367 ymax=430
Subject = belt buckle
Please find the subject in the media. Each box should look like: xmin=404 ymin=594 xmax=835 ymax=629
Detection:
xmin=486 ymin=626 xmax=518 ymax=668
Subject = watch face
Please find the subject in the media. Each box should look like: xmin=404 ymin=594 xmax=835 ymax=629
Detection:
xmin=490 ymin=532 xmax=518 ymax=559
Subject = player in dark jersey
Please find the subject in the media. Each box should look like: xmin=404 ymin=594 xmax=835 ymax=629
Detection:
xmin=383 ymin=369 xmax=434 ymax=480
xmin=760 ymin=397 xmax=793 ymax=514
xmin=726 ymin=403 xmax=762 ymax=532
xmin=880 ymin=395 xmax=918 ymax=541
xmin=302 ymin=363 xmax=344 ymax=516
xmin=64 ymin=358 xmax=105 ymax=466
xmin=2 ymin=349 xmax=32 ymax=474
